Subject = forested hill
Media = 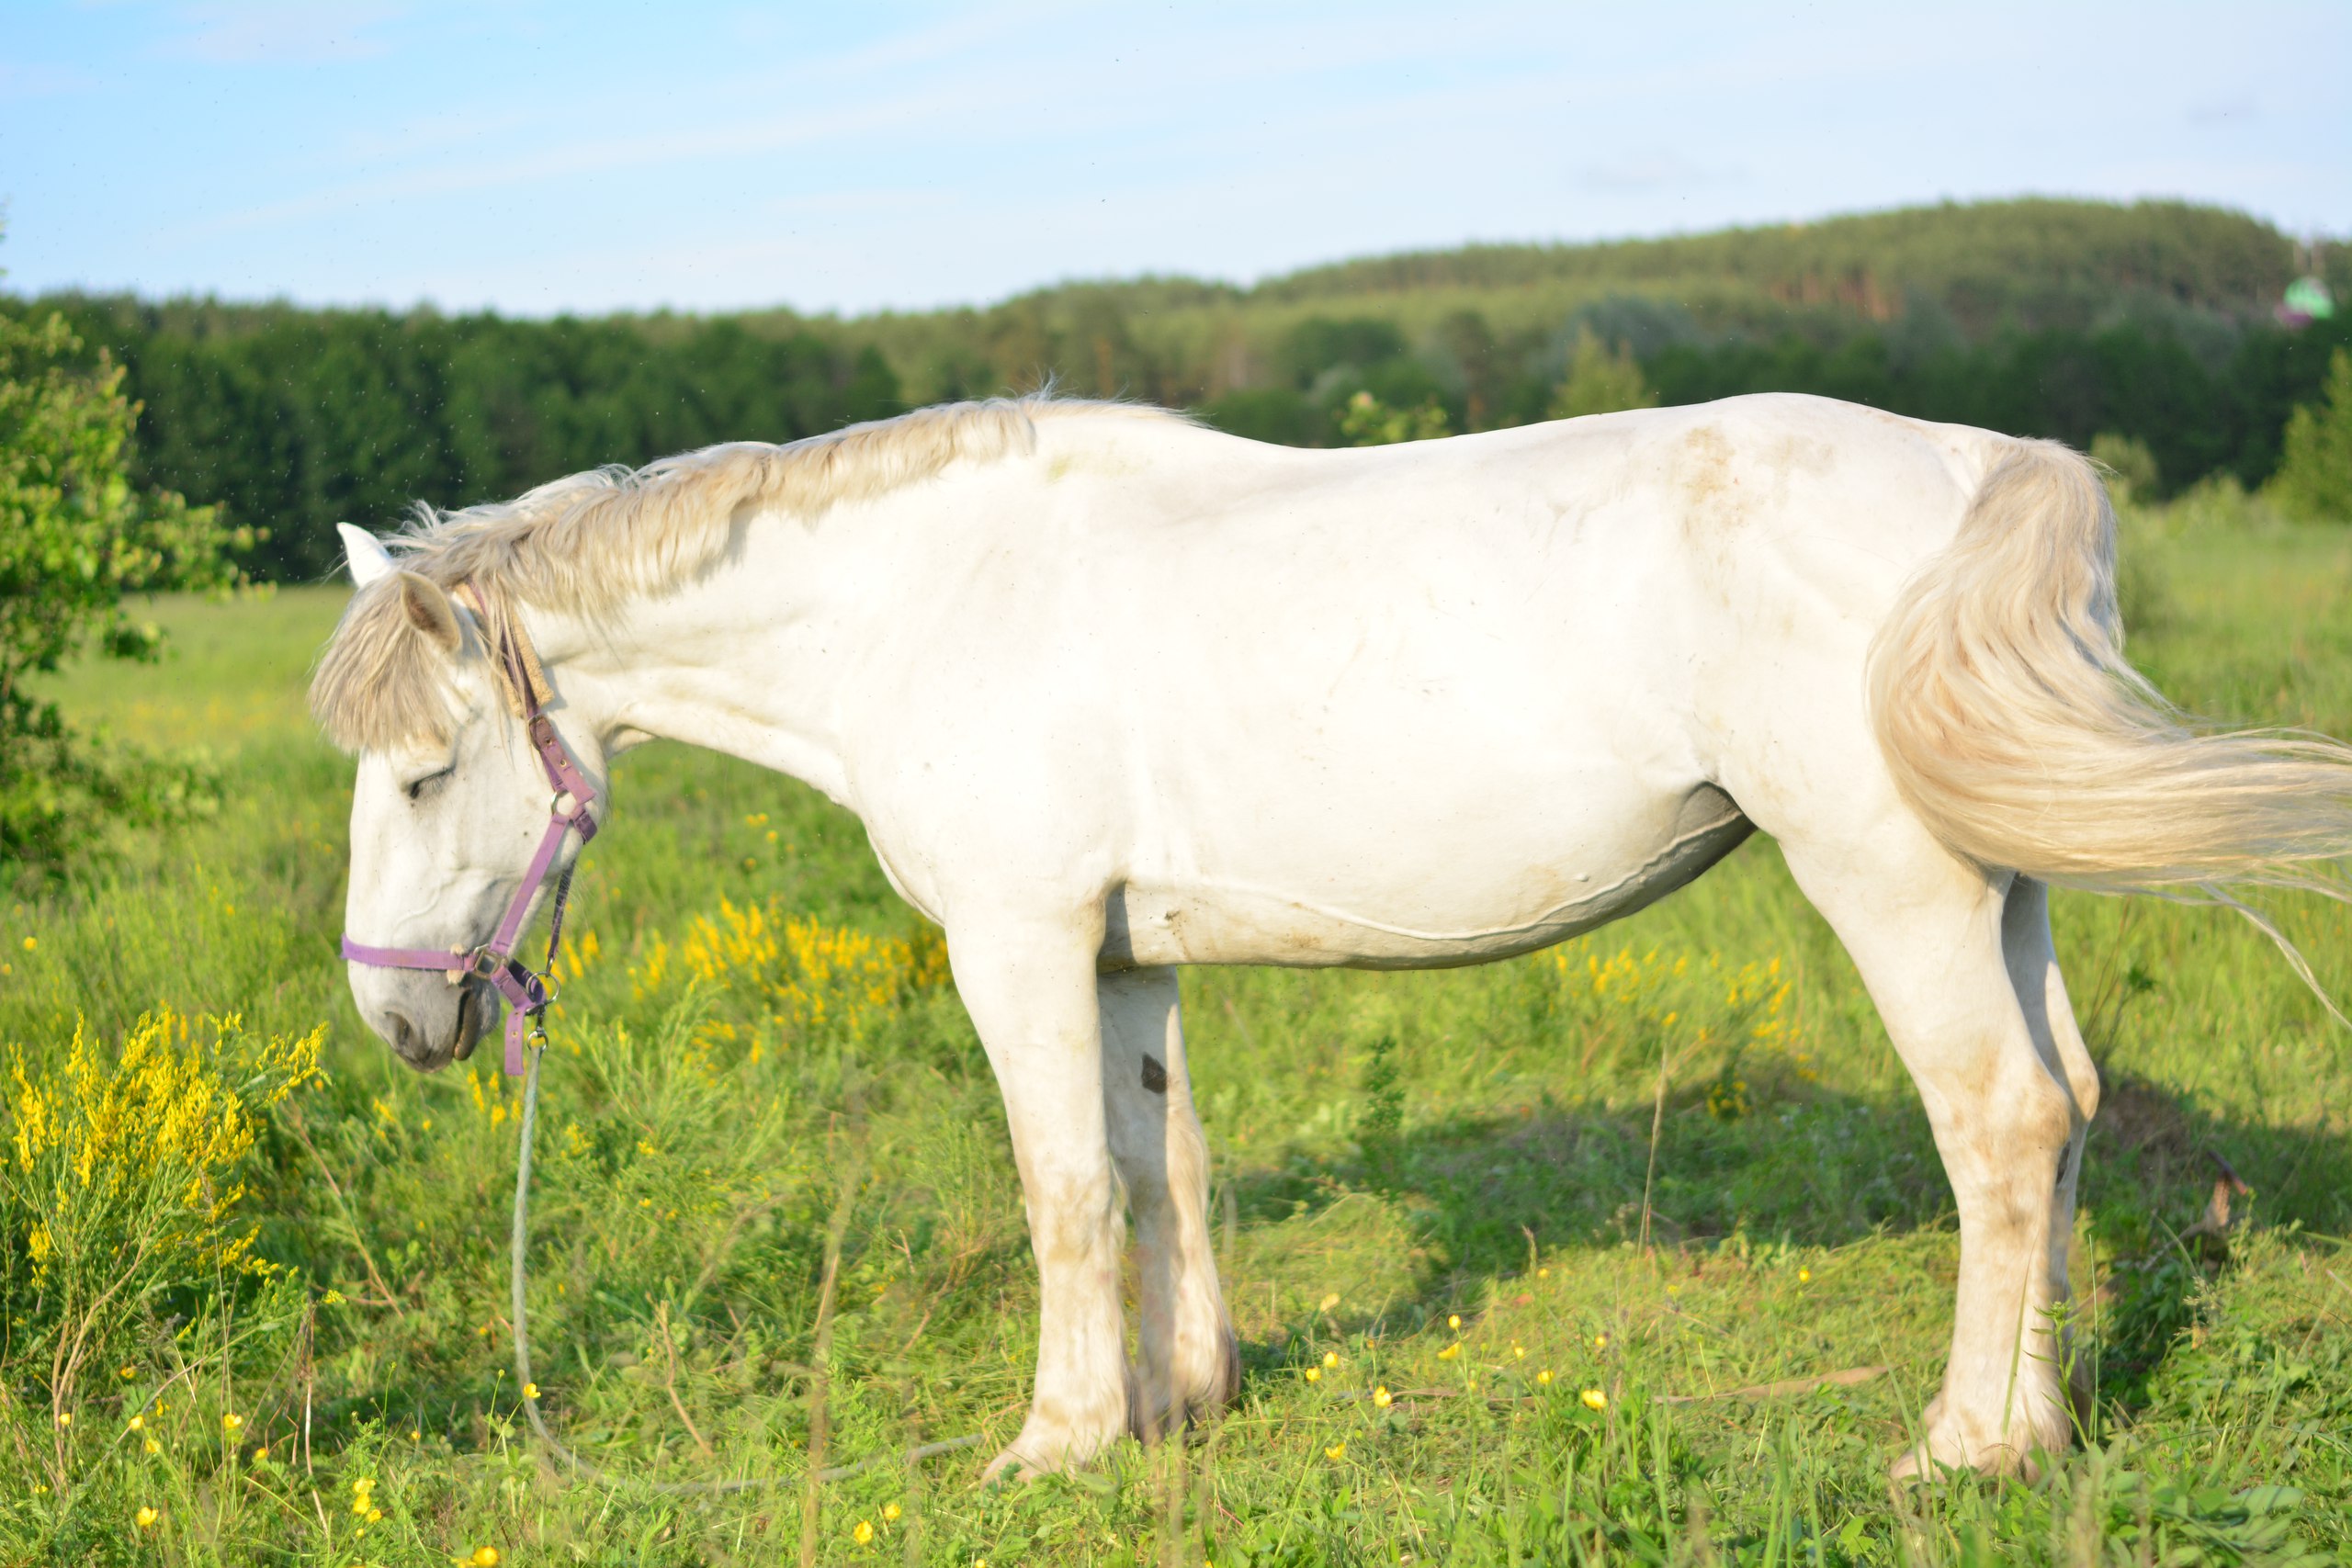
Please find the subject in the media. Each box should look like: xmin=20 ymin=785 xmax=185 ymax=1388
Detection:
xmin=10 ymin=197 xmax=2349 ymax=580
xmin=1251 ymin=199 xmax=2303 ymax=328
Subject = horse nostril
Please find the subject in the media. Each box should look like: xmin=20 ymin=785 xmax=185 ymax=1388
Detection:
xmin=386 ymin=1009 xmax=422 ymax=1056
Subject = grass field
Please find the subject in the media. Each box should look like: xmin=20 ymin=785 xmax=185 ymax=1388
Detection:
xmin=5 ymin=500 xmax=2350 ymax=1565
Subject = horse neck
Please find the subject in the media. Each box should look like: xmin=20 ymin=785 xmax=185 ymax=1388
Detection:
xmin=518 ymin=528 xmax=865 ymax=807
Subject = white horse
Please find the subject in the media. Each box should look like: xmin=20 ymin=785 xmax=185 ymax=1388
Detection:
xmin=317 ymin=392 xmax=2352 ymax=1481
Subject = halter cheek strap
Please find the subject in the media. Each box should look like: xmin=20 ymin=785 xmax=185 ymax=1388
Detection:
xmin=340 ymin=586 xmax=599 ymax=1077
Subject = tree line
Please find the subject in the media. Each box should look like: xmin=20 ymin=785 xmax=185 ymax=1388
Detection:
xmin=1196 ymin=302 xmax=2351 ymax=501
xmin=7 ymin=197 xmax=2347 ymax=581
xmin=10 ymin=299 xmax=900 ymax=581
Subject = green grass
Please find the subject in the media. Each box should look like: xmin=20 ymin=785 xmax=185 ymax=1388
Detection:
xmin=4 ymin=509 xmax=2351 ymax=1565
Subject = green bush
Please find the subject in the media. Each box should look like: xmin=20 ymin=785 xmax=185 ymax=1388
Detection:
xmin=2091 ymin=430 xmax=2161 ymax=503
xmin=1338 ymin=389 xmax=1451 ymax=446
xmin=0 ymin=309 xmax=244 ymax=880
xmin=2272 ymin=347 xmax=2352 ymax=521
xmin=1550 ymin=327 xmax=1659 ymax=419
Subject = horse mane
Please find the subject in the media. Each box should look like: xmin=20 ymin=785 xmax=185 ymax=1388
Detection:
xmin=311 ymin=395 xmax=1176 ymax=751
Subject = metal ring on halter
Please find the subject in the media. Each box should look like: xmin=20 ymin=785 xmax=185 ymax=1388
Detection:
xmin=469 ymin=947 xmax=511 ymax=981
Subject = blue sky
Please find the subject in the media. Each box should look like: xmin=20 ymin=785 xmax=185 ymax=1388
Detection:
xmin=3 ymin=2 xmax=2345 ymax=317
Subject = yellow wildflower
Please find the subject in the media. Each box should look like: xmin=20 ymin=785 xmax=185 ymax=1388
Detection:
xmin=128 ymin=1415 xmax=144 ymax=1431
xmin=1512 ymin=1344 xmax=1527 ymax=1359
xmin=1537 ymin=1370 xmax=1553 ymax=1385
xmin=1303 ymin=1367 xmax=1320 ymax=1383
xmin=883 ymin=1502 xmax=902 ymax=1523
xmin=1594 ymin=1333 xmax=1609 ymax=1350
xmin=1797 ymin=1268 xmax=1812 ymax=1284
xmin=471 ymin=1550 xmax=501 ymax=1568
xmin=1322 ymin=1350 xmax=1340 ymax=1369
xmin=135 ymin=1505 xmax=160 ymax=1529
xmin=221 ymin=1412 xmax=242 ymax=1434
xmin=1317 ymin=1292 xmax=1340 ymax=1312
xmin=1325 ymin=1441 xmax=1347 ymax=1461
xmin=1372 ymin=1386 xmax=1392 ymax=1409
xmin=119 ymin=1366 xmax=136 ymax=1380
xmin=523 ymin=1382 xmax=539 ymax=1400
xmin=853 ymin=1518 xmax=875 ymax=1545
xmin=368 ymin=1508 xmax=383 ymax=1523
xmin=1537 ymin=1267 xmax=1550 ymax=1280
xmin=21 ymin=937 xmax=34 ymax=952
xmin=1437 ymin=1343 xmax=1460 ymax=1361
xmin=1581 ymin=1388 xmax=1608 ymax=1411
xmin=53 ymin=1413 xmax=70 ymax=1428
xmin=1447 ymin=1314 xmax=1461 ymax=1330
xmin=323 ymin=1289 xmax=345 ymax=1305
xmin=143 ymin=1438 xmax=161 ymax=1454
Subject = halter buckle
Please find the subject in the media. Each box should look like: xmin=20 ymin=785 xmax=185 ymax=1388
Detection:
xmin=469 ymin=946 xmax=510 ymax=981
xmin=551 ymin=789 xmax=578 ymax=819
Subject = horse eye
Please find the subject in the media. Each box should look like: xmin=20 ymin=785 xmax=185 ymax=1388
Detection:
xmin=404 ymin=769 xmax=453 ymax=803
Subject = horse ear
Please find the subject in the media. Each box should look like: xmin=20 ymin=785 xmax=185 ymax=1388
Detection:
xmin=339 ymin=524 xmax=397 ymax=588
xmin=397 ymin=571 xmax=463 ymax=655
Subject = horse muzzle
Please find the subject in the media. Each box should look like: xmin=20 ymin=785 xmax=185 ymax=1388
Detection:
xmin=358 ymin=970 xmax=496 ymax=1072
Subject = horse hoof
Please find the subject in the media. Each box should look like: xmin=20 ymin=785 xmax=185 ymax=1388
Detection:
xmin=1889 ymin=1436 xmax=2041 ymax=1484
xmin=981 ymin=1446 xmax=1046 ymax=1484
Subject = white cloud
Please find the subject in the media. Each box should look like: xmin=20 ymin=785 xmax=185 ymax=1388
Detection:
xmin=1578 ymin=154 xmax=1741 ymax=195
xmin=158 ymin=1 xmax=408 ymax=65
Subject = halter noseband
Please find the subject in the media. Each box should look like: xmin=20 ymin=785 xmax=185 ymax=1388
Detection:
xmin=340 ymin=584 xmax=599 ymax=1076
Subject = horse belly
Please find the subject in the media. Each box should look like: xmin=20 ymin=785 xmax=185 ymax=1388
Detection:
xmin=1101 ymin=783 xmax=1749 ymax=971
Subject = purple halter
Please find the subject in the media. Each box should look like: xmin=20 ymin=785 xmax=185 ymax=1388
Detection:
xmin=340 ymin=586 xmax=599 ymax=1076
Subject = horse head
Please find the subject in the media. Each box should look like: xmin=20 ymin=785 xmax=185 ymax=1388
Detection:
xmin=325 ymin=524 xmax=604 ymax=1072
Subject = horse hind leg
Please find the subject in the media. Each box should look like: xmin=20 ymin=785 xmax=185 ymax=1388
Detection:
xmin=1098 ymin=966 xmax=1239 ymax=1438
xmin=2000 ymin=875 xmax=2101 ymax=1425
xmin=1776 ymin=813 xmax=2087 ymax=1476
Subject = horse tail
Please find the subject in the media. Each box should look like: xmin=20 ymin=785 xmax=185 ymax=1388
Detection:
xmin=1867 ymin=437 xmax=2352 ymax=899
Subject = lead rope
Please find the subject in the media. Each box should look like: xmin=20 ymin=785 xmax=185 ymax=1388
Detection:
xmin=466 ymin=580 xmax=981 ymax=1489
xmin=503 ymin=992 xmax=982 ymax=1492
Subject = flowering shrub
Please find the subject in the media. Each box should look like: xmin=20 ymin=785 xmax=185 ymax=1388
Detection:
xmin=1545 ymin=942 xmax=1803 ymax=1094
xmin=628 ymin=900 xmax=949 ymax=1056
xmin=2 ymin=1009 xmax=321 ymax=1426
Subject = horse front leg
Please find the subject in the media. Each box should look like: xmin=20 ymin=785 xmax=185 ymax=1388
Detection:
xmin=1099 ymin=966 xmax=1238 ymax=1439
xmin=949 ymin=910 xmax=1134 ymax=1480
